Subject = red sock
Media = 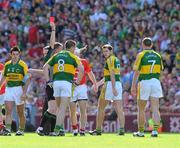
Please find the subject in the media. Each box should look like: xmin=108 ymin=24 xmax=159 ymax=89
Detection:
xmin=0 ymin=124 xmax=5 ymax=129
xmin=72 ymin=124 xmax=78 ymax=130
xmin=80 ymin=128 xmax=85 ymax=132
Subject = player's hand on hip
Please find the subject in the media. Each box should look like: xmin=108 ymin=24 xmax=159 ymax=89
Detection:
xmin=112 ymin=87 xmax=118 ymax=96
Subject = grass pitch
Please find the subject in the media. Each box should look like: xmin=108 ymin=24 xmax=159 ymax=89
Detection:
xmin=0 ymin=133 xmax=179 ymax=148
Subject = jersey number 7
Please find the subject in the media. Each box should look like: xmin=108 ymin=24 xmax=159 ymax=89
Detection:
xmin=148 ymin=60 xmax=156 ymax=73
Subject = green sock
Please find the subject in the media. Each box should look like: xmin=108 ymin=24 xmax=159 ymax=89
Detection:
xmin=96 ymin=128 xmax=101 ymax=132
xmin=118 ymin=128 xmax=124 ymax=132
xmin=153 ymin=125 xmax=159 ymax=131
xmin=6 ymin=124 xmax=11 ymax=131
xmin=19 ymin=128 xmax=24 ymax=132
xmin=54 ymin=125 xmax=64 ymax=132
xmin=138 ymin=127 xmax=144 ymax=133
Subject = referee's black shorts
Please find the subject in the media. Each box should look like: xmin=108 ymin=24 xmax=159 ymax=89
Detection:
xmin=46 ymin=85 xmax=55 ymax=101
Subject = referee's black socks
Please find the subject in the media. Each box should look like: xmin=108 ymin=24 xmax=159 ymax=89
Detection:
xmin=40 ymin=111 xmax=56 ymax=131
xmin=50 ymin=114 xmax=56 ymax=132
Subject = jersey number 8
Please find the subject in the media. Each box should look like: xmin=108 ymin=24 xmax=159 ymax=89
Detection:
xmin=58 ymin=59 xmax=65 ymax=72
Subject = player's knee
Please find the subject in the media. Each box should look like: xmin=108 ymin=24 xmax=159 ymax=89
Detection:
xmin=152 ymin=108 xmax=159 ymax=115
xmin=119 ymin=107 xmax=124 ymax=113
xmin=138 ymin=108 xmax=145 ymax=113
xmin=17 ymin=109 xmax=24 ymax=116
xmin=6 ymin=109 xmax=12 ymax=115
xmin=70 ymin=106 xmax=76 ymax=113
xmin=5 ymin=107 xmax=13 ymax=114
xmin=98 ymin=107 xmax=104 ymax=113
xmin=80 ymin=108 xmax=86 ymax=114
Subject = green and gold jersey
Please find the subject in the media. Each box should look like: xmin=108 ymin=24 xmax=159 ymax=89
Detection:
xmin=133 ymin=50 xmax=163 ymax=81
xmin=47 ymin=50 xmax=81 ymax=82
xmin=3 ymin=60 xmax=28 ymax=87
xmin=176 ymin=52 xmax=180 ymax=69
xmin=104 ymin=55 xmax=121 ymax=82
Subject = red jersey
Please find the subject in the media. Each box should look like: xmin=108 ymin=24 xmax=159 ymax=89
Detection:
xmin=9 ymin=33 xmax=18 ymax=47
xmin=74 ymin=59 xmax=91 ymax=85
xmin=0 ymin=63 xmax=6 ymax=95
xmin=28 ymin=25 xmax=39 ymax=44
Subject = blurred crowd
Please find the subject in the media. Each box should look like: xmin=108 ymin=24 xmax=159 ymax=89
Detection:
xmin=0 ymin=0 xmax=179 ymax=123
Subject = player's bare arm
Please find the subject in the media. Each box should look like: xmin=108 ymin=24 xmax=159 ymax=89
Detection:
xmin=131 ymin=70 xmax=139 ymax=98
xmin=97 ymin=78 xmax=105 ymax=87
xmin=0 ymin=75 xmax=5 ymax=90
xmin=49 ymin=22 xmax=56 ymax=49
xmin=76 ymin=64 xmax=84 ymax=84
xmin=28 ymin=68 xmax=44 ymax=75
xmin=79 ymin=45 xmax=87 ymax=53
xmin=109 ymin=69 xmax=118 ymax=96
xmin=43 ymin=63 xmax=50 ymax=82
xmin=21 ymin=73 xmax=31 ymax=101
xmin=88 ymin=71 xmax=98 ymax=93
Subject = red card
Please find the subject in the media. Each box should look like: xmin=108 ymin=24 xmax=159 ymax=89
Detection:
xmin=49 ymin=17 xmax=54 ymax=23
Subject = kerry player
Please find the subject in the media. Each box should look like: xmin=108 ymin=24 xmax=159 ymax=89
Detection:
xmin=131 ymin=37 xmax=164 ymax=137
xmin=0 ymin=46 xmax=31 ymax=136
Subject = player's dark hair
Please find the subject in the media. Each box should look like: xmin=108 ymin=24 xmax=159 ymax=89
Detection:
xmin=64 ymin=40 xmax=76 ymax=50
xmin=142 ymin=38 xmax=152 ymax=47
xmin=102 ymin=44 xmax=113 ymax=50
xmin=10 ymin=46 xmax=21 ymax=53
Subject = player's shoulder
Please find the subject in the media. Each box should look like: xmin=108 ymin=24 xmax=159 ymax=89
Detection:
xmin=4 ymin=60 xmax=11 ymax=66
xmin=81 ymin=58 xmax=90 ymax=66
xmin=81 ymin=58 xmax=88 ymax=63
xmin=106 ymin=55 xmax=112 ymax=60
xmin=152 ymin=50 xmax=162 ymax=59
xmin=107 ymin=55 xmax=116 ymax=62
xmin=136 ymin=50 xmax=147 ymax=59
xmin=68 ymin=51 xmax=80 ymax=61
xmin=114 ymin=55 xmax=120 ymax=61
xmin=52 ymin=52 xmax=59 ymax=57
xmin=67 ymin=51 xmax=76 ymax=57
xmin=19 ymin=60 xmax=28 ymax=67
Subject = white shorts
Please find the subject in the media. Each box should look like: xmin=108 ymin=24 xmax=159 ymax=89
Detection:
xmin=105 ymin=81 xmax=122 ymax=101
xmin=4 ymin=86 xmax=24 ymax=105
xmin=53 ymin=81 xmax=72 ymax=98
xmin=0 ymin=94 xmax=4 ymax=105
xmin=71 ymin=84 xmax=88 ymax=102
xmin=138 ymin=78 xmax=163 ymax=100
